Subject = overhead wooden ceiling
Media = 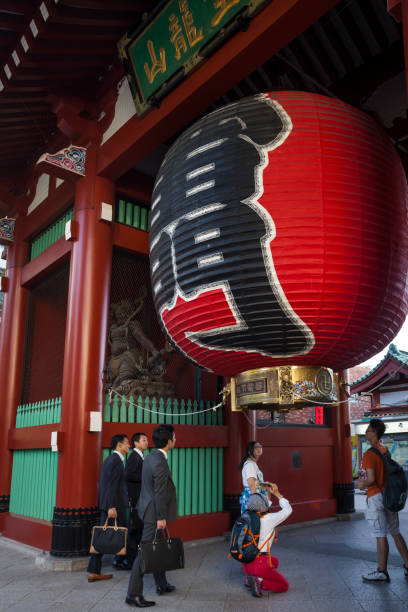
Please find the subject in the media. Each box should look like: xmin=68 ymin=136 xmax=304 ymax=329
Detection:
xmin=0 ymin=0 xmax=155 ymax=178
xmin=0 ymin=0 xmax=407 ymax=193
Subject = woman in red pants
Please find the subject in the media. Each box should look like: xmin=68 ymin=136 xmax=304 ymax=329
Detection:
xmin=243 ymin=485 xmax=292 ymax=597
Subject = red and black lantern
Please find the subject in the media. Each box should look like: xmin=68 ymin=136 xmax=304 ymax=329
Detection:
xmin=149 ymin=91 xmax=408 ymax=405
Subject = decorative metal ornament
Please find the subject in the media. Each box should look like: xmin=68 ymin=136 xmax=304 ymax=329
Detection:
xmin=0 ymin=217 xmax=15 ymax=245
xmin=230 ymin=365 xmax=339 ymax=411
xmin=149 ymin=91 xmax=408 ymax=388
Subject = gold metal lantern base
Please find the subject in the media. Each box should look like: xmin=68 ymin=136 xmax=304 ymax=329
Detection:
xmin=230 ymin=366 xmax=339 ymax=412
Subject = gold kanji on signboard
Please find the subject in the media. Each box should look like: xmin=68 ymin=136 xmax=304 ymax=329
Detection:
xmin=144 ymin=40 xmax=166 ymax=84
xmin=169 ymin=13 xmax=188 ymax=60
xmin=180 ymin=0 xmax=203 ymax=47
xmin=212 ymin=0 xmax=241 ymax=27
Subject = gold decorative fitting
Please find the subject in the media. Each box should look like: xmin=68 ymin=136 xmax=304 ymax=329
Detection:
xmin=230 ymin=366 xmax=340 ymax=412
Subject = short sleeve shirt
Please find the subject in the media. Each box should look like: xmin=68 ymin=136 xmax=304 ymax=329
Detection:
xmin=362 ymin=443 xmax=387 ymax=498
xmin=242 ymin=460 xmax=264 ymax=489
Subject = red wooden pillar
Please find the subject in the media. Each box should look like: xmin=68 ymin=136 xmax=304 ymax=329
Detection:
xmin=388 ymin=1 xmax=408 ymax=94
xmin=223 ymin=405 xmax=253 ymax=524
xmin=333 ymin=370 xmax=355 ymax=514
xmin=51 ymin=169 xmax=115 ymax=556
xmin=0 ymin=220 xmax=28 ymax=517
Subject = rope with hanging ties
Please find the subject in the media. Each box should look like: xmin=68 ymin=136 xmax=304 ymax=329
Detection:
xmin=108 ymin=388 xmax=222 ymax=417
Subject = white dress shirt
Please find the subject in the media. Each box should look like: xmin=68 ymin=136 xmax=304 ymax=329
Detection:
xmin=134 ymin=448 xmax=144 ymax=460
xmin=258 ymin=498 xmax=293 ymax=551
xmin=113 ymin=449 xmax=124 ymax=462
xmin=158 ymin=448 xmax=168 ymax=460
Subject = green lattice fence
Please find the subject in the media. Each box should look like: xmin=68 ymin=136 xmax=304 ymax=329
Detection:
xmin=29 ymin=208 xmax=74 ymax=261
xmin=16 ymin=397 xmax=61 ymax=427
xmin=116 ymin=197 xmax=150 ymax=231
xmin=9 ymin=398 xmax=61 ymax=521
xmin=9 ymin=449 xmax=58 ymax=521
xmin=103 ymin=394 xmax=224 ymax=516
xmin=103 ymin=394 xmax=222 ymax=425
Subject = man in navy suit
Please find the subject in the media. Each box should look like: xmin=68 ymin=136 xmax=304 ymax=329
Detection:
xmin=126 ymin=424 xmax=177 ymax=608
xmin=87 ymin=433 xmax=130 ymax=582
xmin=125 ymin=432 xmax=149 ymax=563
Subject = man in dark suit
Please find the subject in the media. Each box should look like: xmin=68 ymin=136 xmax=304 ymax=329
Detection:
xmin=87 ymin=433 xmax=130 ymax=582
xmin=125 ymin=432 xmax=148 ymax=564
xmin=126 ymin=424 xmax=177 ymax=608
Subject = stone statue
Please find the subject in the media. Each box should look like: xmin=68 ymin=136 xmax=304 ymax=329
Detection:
xmin=105 ymin=287 xmax=174 ymax=398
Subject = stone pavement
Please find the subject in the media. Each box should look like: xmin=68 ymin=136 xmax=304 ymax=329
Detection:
xmin=0 ymin=494 xmax=407 ymax=612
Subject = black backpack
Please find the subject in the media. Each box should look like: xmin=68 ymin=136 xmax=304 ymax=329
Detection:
xmin=369 ymin=447 xmax=408 ymax=512
xmin=229 ymin=511 xmax=263 ymax=563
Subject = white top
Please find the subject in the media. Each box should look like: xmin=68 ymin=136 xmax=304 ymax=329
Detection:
xmin=113 ymin=450 xmax=124 ymax=461
xmin=258 ymin=498 xmax=293 ymax=551
xmin=242 ymin=460 xmax=264 ymax=489
xmin=135 ymin=448 xmax=144 ymax=460
xmin=158 ymin=448 xmax=168 ymax=460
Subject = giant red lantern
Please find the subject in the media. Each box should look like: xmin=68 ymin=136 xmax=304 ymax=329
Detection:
xmin=149 ymin=92 xmax=408 ymax=408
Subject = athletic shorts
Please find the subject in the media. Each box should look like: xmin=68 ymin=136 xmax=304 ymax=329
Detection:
xmin=365 ymin=493 xmax=400 ymax=538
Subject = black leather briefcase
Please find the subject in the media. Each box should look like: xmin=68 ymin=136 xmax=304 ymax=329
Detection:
xmin=139 ymin=529 xmax=184 ymax=574
xmin=90 ymin=519 xmax=128 ymax=556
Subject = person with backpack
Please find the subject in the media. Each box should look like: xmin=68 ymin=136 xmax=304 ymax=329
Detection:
xmin=355 ymin=418 xmax=408 ymax=582
xmin=230 ymin=485 xmax=292 ymax=597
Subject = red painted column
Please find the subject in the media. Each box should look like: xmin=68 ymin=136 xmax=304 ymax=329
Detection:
xmin=0 ymin=219 xmax=28 ymax=516
xmin=333 ymin=370 xmax=355 ymax=514
xmin=223 ymin=404 xmax=253 ymax=524
xmin=51 ymin=170 xmax=115 ymax=556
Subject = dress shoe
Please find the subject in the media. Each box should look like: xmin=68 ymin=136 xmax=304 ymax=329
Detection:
xmin=88 ymin=573 xmax=113 ymax=582
xmin=113 ymin=559 xmax=131 ymax=570
xmin=125 ymin=596 xmax=155 ymax=607
xmin=156 ymin=583 xmax=176 ymax=595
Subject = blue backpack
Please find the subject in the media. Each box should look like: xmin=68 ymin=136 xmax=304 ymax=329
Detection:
xmin=229 ymin=510 xmax=263 ymax=563
xmin=369 ymin=447 xmax=407 ymax=512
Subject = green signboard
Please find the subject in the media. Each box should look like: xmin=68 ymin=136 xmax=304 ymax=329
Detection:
xmin=118 ymin=0 xmax=270 ymax=117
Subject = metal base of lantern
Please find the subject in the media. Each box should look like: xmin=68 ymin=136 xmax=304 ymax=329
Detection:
xmin=0 ymin=494 xmax=10 ymax=513
xmin=333 ymin=483 xmax=355 ymax=514
xmin=230 ymin=366 xmax=339 ymax=411
xmin=50 ymin=506 xmax=100 ymax=557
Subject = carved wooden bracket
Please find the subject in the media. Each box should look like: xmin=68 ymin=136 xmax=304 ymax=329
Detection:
xmin=36 ymin=145 xmax=87 ymax=182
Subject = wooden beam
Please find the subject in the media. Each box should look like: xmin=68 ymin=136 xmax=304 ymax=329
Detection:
xmin=98 ymin=0 xmax=341 ymax=180
xmin=23 ymin=179 xmax=75 ymax=240
xmin=21 ymin=237 xmax=72 ymax=287
xmin=8 ymin=425 xmax=64 ymax=451
xmin=113 ymin=223 xmax=149 ymax=255
xmin=116 ymin=169 xmax=154 ymax=203
xmin=102 ymin=422 xmax=229 ymax=448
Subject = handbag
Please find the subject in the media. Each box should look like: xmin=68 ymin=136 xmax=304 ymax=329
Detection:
xmin=90 ymin=518 xmax=128 ymax=555
xmin=139 ymin=528 xmax=184 ymax=574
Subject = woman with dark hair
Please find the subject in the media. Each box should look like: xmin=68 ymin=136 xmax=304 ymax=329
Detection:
xmin=239 ymin=441 xmax=270 ymax=513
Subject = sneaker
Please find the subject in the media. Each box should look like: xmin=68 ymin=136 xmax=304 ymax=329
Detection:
xmin=248 ymin=576 xmax=262 ymax=597
xmin=362 ymin=569 xmax=390 ymax=582
xmin=404 ymin=565 xmax=408 ymax=577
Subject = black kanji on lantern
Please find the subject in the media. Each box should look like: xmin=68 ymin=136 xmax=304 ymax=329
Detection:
xmin=149 ymin=94 xmax=314 ymax=359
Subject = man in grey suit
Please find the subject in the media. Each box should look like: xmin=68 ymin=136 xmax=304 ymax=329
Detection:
xmin=126 ymin=424 xmax=177 ymax=608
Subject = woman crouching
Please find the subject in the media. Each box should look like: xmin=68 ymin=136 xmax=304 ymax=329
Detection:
xmin=244 ymin=484 xmax=292 ymax=597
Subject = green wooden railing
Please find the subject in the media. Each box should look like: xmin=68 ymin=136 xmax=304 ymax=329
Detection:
xmin=104 ymin=394 xmax=223 ymax=425
xmin=9 ymin=449 xmax=59 ymax=521
xmin=16 ymin=398 xmax=62 ymax=427
xmin=103 ymin=395 xmax=224 ymax=516
xmin=116 ymin=198 xmax=150 ymax=232
xmin=10 ymin=398 xmax=61 ymax=520
xmin=102 ymin=447 xmax=223 ymax=517
xmin=29 ymin=208 xmax=74 ymax=261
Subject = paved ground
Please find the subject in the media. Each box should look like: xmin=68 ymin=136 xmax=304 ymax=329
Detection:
xmin=0 ymin=494 xmax=408 ymax=611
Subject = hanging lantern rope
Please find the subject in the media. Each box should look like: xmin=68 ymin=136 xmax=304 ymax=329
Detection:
xmin=108 ymin=388 xmax=222 ymax=417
